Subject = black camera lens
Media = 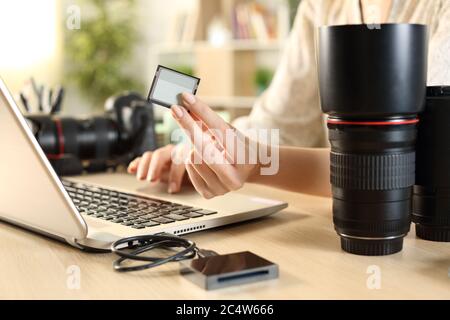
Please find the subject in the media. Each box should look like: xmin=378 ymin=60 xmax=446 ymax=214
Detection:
xmin=28 ymin=115 xmax=120 ymax=160
xmin=318 ymin=24 xmax=428 ymax=255
xmin=413 ymin=86 xmax=450 ymax=242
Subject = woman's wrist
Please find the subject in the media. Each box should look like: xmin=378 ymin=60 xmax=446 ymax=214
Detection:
xmin=246 ymin=142 xmax=274 ymax=184
xmin=246 ymin=161 xmax=262 ymax=184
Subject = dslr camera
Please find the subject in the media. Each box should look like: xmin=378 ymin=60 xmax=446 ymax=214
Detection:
xmin=26 ymin=92 xmax=157 ymax=176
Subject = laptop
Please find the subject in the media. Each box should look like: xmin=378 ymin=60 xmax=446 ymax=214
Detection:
xmin=0 ymin=78 xmax=287 ymax=251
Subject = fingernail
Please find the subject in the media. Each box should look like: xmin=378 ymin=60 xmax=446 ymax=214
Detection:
xmin=171 ymin=105 xmax=184 ymax=119
xmin=147 ymin=172 xmax=154 ymax=182
xmin=168 ymin=182 xmax=177 ymax=194
xmin=182 ymin=92 xmax=196 ymax=105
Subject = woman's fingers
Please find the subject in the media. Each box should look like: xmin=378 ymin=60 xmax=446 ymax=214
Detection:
xmin=171 ymin=105 xmax=243 ymax=191
xmin=170 ymin=105 xmax=225 ymax=163
xmin=146 ymin=145 xmax=173 ymax=182
xmin=127 ymin=157 xmax=141 ymax=174
xmin=180 ymin=94 xmax=243 ymax=164
xmin=181 ymin=93 xmax=231 ymax=146
xmin=167 ymin=144 xmax=190 ymax=193
xmin=168 ymin=162 xmax=186 ymax=194
xmin=136 ymin=152 xmax=153 ymax=180
xmin=129 ymin=144 xmax=193 ymax=195
xmin=188 ymin=151 xmax=230 ymax=196
xmin=185 ymin=163 xmax=214 ymax=199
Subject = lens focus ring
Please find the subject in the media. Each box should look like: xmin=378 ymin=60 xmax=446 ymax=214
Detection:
xmin=331 ymin=152 xmax=415 ymax=190
xmin=333 ymin=216 xmax=411 ymax=234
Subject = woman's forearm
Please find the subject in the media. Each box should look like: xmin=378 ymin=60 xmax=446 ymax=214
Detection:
xmin=250 ymin=147 xmax=331 ymax=197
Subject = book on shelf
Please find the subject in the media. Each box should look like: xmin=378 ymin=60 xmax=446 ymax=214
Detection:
xmin=232 ymin=2 xmax=288 ymax=41
xmin=166 ymin=7 xmax=199 ymax=43
xmin=166 ymin=0 xmax=290 ymax=45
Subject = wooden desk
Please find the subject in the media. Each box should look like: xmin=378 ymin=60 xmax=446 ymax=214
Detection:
xmin=0 ymin=173 xmax=449 ymax=299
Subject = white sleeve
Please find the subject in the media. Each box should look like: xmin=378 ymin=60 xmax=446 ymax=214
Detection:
xmin=232 ymin=0 xmax=327 ymax=147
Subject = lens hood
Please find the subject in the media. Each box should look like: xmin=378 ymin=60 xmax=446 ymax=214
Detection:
xmin=318 ymin=24 xmax=428 ymax=119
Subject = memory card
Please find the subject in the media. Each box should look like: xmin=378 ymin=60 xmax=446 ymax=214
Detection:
xmin=147 ymin=65 xmax=200 ymax=108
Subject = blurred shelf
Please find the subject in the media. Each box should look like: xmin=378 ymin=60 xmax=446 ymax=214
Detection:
xmin=200 ymin=95 xmax=258 ymax=109
xmin=156 ymin=0 xmax=288 ymax=109
xmin=155 ymin=39 xmax=286 ymax=55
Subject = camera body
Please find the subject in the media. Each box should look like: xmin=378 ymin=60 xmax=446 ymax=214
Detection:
xmin=26 ymin=92 xmax=157 ymax=176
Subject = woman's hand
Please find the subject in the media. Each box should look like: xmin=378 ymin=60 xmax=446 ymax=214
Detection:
xmin=128 ymin=93 xmax=332 ymax=198
xmin=127 ymin=143 xmax=190 ymax=194
xmin=169 ymin=92 xmax=261 ymax=199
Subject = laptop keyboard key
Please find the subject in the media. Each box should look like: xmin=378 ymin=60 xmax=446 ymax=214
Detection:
xmin=62 ymin=180 xmax=73 ymax=187
xmin=165 ymin=214 xmax=189 ymax=221
xmin=143 ymin=221 xmax=160 ymax=228
xmin=65 ymin=187 xmax=76 ymax=193
xmin=141 ymin=214 xmax=157 ymax=220
xmin=152 ymin=217 xmax=174 ymax=224
xmin=170 ymin=209 xmax=191 ymax=215
xmin=193 ymin=209 xmax=217 ymax=215
xmin=177 ymin=206 xmax=192 ymax=210
xmin=143 ymin=207 xmax=158 ymax=212
xmin=129 ymin=211 xmax=145 ymax=217
xmin=183 ymin=212 xmax=203 ymax=218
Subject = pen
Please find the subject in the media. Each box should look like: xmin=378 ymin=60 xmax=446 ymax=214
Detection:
xmin=42 ymin=87 xmax=53 ymax=114
xmin=30 ymin=77 xmax=43 ymax=112
xmin=51 ymin=87 xmax=65 ymax=114
xmin=19 ymin=92 xmax=30 ymax=113
xmin=48 ymin=89 xmax=53 ymax=114
xmin=23 ymin=80 xmax=37 ymax=113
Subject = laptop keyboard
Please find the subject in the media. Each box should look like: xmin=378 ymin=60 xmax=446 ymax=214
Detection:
xmin=61 ymin=180 xmax=217 ymax=229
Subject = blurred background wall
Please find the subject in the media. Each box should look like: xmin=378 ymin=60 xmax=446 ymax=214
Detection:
xmin=0 ymin=0 xmax=301 ymax=137
xmin=0 ymin=0 xmax=63 ymax=93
